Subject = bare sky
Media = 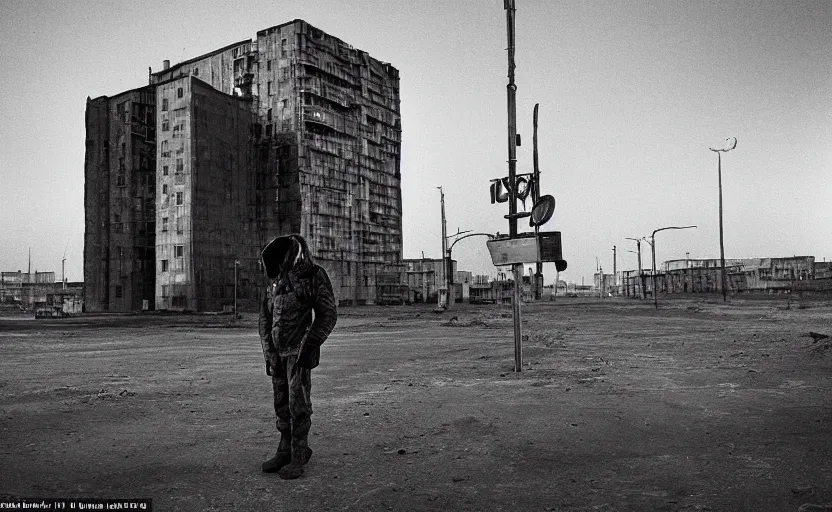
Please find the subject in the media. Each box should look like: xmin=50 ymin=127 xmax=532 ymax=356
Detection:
xmin=1 ymin=0 xmax=830 ymax=284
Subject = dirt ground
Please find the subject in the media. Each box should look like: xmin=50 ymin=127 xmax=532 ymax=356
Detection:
xmin=1 ymin=297 xmax=831 ymax=511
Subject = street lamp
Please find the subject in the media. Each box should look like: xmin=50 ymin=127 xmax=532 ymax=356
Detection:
xmin=648 ymin=225 xmax=697 ymax=309
xmin=445 ymin=231 xmax=490 ymax=309
xmin=710 ymin=137 xmax=738 ymax=302
xmin=625 ymin=237 xmax=644 ymax=299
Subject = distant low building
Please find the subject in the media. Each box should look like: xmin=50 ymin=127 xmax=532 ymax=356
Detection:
xmin=469 ymin=277 xmax=512 ymax=304
xmin=1 ymin=271 xmax=83 ymax=310
xmin=404 ymin=258 xmax=456 ymax=304
xmin=621 ymin=256 xmax=829 ymax=296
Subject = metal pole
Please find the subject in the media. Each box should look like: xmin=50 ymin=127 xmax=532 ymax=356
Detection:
xmin=626 ymin=237 xmax=643 ymax=299
xmin=506 ymin=0 xmax=518 ymax=239
xmin=438 ymin=187 xmax=448 ymax=308
xmin=512 ymin=263 xmax=522 ymax=372
xmin=717 ymin=151 xmax=726 ymax=302
xmin=533 ymin=103 xmax=542 ymax=300
xmin=710 ymin=137 xmax=736 ymax=301
xmin=649 ymin=225 xmax=697 ymax=309
xmin=652 ymin=235 xmax=658 ymax=309
xmin=612 ymin=245 xmax=616 ymax=296
xmin=554 ymin=270 xmax=559 ymax=300
xmin=637 ymin=241 xmax=643 ymax=299
xmin=504 ymin=0 xmax=523 ymax=372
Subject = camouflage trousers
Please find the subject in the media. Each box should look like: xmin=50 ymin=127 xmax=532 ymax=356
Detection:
xmin=270 ymin=354 xmax=312 ymax=451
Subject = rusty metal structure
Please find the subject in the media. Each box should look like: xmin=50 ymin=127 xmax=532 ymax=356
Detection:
xmin=84 ymin=20 xmax=402 ymax=311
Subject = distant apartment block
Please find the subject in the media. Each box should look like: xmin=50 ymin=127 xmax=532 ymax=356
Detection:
xmin=619 ymin=256 xmax=832 ymax=296
xmin=84 ymin=20 xmax=402 ymax=311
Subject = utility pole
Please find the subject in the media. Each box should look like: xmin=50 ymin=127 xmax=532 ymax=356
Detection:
xmin=612 ymin=245 xmax=616 ymax=296
xmin=710 ymin=137 xmax=737 ymax=302
xmin=62 ymin=240 xmax=69 ymax=291
xmin=504 ymin=0 xmax=523 ymax=372
xmin=438 ymin=187 xmax=448 ymax=308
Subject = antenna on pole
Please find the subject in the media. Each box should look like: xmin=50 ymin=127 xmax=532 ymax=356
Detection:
xmin=62 ymin=239 xmax=69 ymax=290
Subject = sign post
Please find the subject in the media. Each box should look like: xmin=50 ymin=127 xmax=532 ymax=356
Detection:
xmin=494 ymin=2 xmax=566 ymax=372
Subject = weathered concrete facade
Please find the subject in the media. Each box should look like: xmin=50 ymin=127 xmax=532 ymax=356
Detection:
xmin=154 ymin=77 xmax=259 ymax=311
xmin=84 ymin=87 xmax=157 ymax=312
xmin=404 ymin=258 xmax=456 ymax=303
xmin=84 ymin=20 xmax=402 ymax=311
xmin=255 ymin=21 xmax=403 ymax=305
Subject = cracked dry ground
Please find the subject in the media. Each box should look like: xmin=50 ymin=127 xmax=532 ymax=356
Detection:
xmin=1 ymin=298 xmax=831 ymax=511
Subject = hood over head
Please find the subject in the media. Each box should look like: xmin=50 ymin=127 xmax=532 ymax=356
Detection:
xmin=261 ymin=234 xmax=313 ymax=279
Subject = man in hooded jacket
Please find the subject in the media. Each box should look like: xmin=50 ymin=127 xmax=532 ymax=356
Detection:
xmin=258 ymin=234 xmax=337 ymax=479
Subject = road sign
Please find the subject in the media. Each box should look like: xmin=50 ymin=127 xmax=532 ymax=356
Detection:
xmin=486 ymin=231 xmax=565 ymax=267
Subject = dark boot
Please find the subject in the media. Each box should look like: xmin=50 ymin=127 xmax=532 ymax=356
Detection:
xmin=277 ymin=445 xmax=313 ymax=480
xmin=262 ymin=435 xmax=291 ymax=473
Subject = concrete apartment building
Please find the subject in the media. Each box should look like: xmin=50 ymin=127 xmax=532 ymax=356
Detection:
xmin=84 ymin=20 xmax=402 ymax=311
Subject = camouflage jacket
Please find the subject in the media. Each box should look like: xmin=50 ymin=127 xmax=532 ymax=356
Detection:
xmin=258 ymin=260 xmax=337 ymax=370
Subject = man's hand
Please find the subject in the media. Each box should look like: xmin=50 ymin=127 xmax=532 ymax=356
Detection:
xmin=296 ymin=344 xmax=318 ymax=369
xmin=264 ymin=348 xmax=278 ymax=376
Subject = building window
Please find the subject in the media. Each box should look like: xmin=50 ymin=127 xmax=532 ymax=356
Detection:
xmin=266 ymin=60 xmax=272 ymax=71
xmin=174 ymin=245 xmax=184 ymax=258
xmin=115 ymin=286 xmax=123 ymax=299
xmin=176 ymin=192 xmax=183 ymax=205
xmin=176 ymin=158 xmax=183 ymax=173
xmin=163 ymin=165 xmax=169 ymax=176
xmin=161 ymin=217 xmax=168 ymax=232
xmin=161 ymin=259 xmax=169 ymax=271
xmin=267 ymin=81 xmax=273 ymax=96
xmin=177 ymin=87 xmax=183 ymax=98
xmin=281 ymin=38 xmax=288 ymax=57
xmin=161 ymin=285 xmax=169 ymax=298
xmin=117 ymin=174 xmax=126 ymax=187
xmin=267 ymin=108 xmax=272 ymax=121
xmin=162 ymin=119 xmax=169 ymax=131
xmin=162 ymin=98 xmax=168 ymax=111
xmin=265 ymin=124 xmax=273 ymax=137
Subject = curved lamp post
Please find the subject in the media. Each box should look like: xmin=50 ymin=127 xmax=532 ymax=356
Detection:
xmin=625 ymin=237 xmax=643 ymax=299
xmin=710 ymin=137 xmax=738 ymax=301
xmin=446 ymin=232 xmax=495 ymax=309
xmin=648 ymin=225 xmax=697 ymax=309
